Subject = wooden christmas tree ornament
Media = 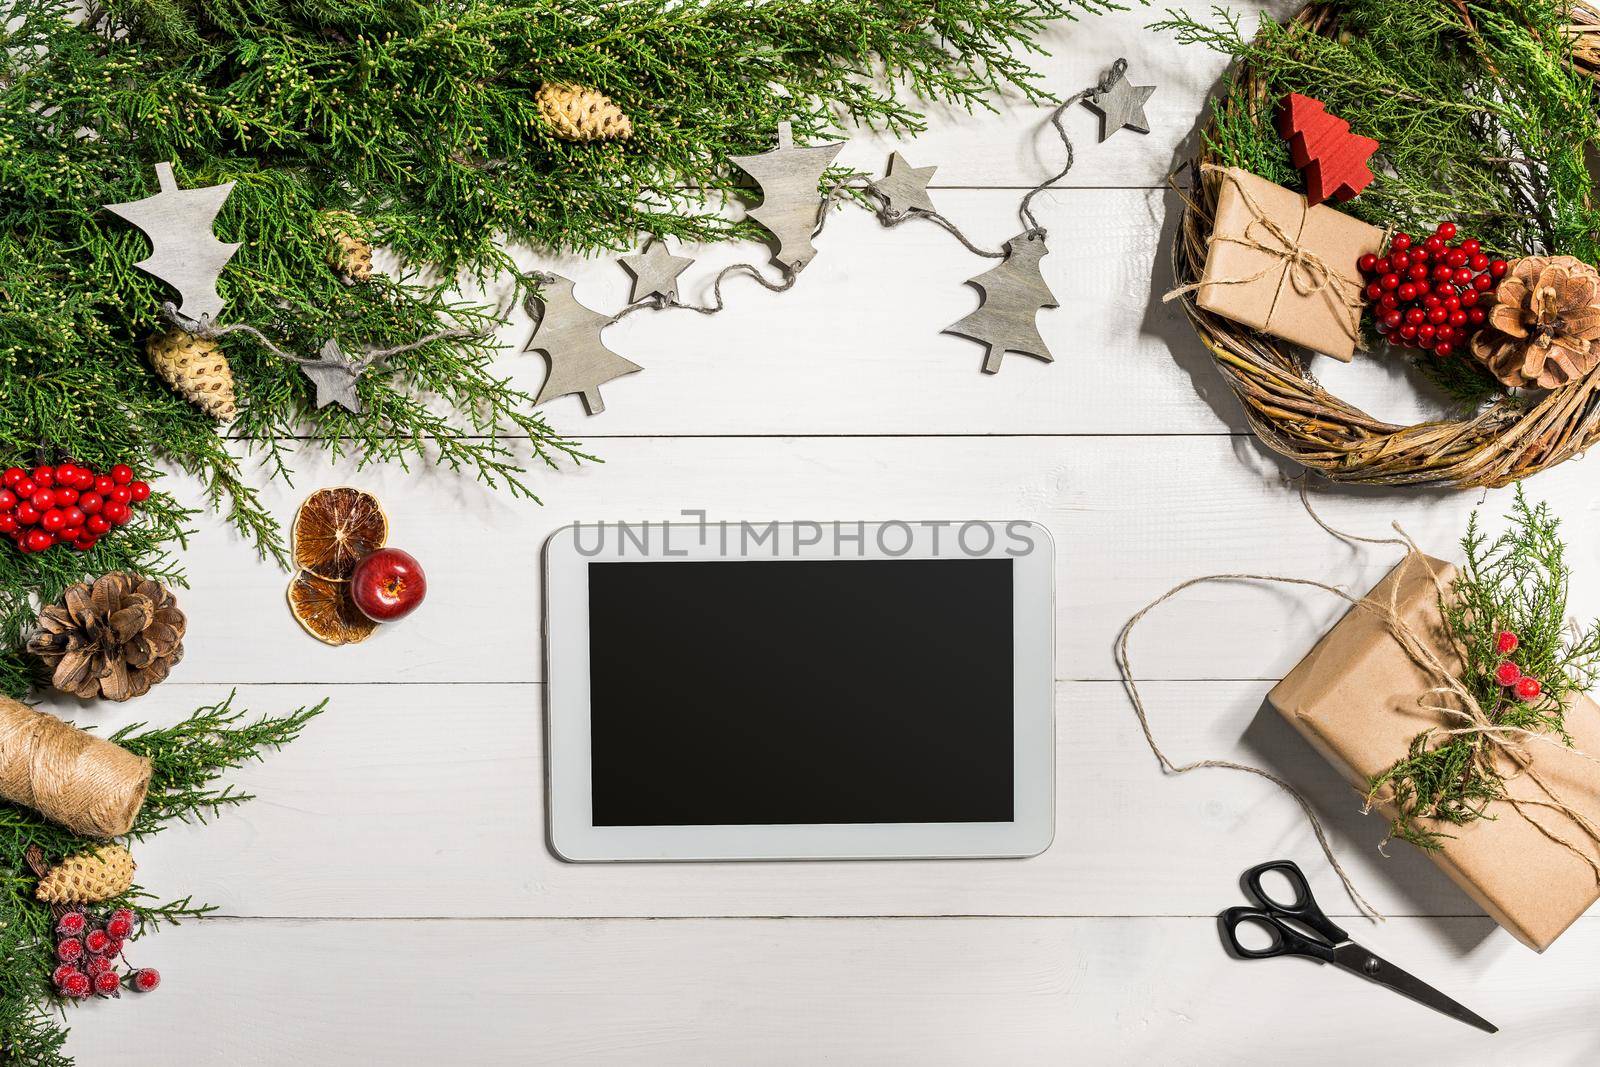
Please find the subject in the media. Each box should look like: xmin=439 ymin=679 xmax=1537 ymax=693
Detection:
xmin=730 ymin=121 xmax=846 ymax=272
xmin=146 ymin=328 xmax=238 ymax=421
xmin=105 ymin=162 xmax=240 ymax=322
xmin=943 ymin=230 xmax=1058 ymax=373
xmin=36 ymin=844 xmax=137 ymax=904
xmin=536 ymin=83 xmax=633 ymax=142
xmin=1276 ymin=93 xmax=1378 ymax=206
xmin=523 ymin=273 xmax=642 ymax=414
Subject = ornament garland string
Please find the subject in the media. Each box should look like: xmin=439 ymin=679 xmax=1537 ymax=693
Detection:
xmin=524 ymin=58 xmax=1153 ymax=412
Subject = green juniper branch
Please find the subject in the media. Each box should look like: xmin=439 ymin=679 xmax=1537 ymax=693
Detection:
xmin=1368 ymin=489 xmax=1600 ymax=851
xmin=2 ymin=0 xmax=1104 ymax=702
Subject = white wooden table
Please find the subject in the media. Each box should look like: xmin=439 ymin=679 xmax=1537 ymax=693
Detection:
xmin=56 ymin=4 xmax=1600 ymax=1061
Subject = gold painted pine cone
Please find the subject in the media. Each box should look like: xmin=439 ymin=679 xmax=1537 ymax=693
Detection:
xmin=535 ymin=83 xmax=633 ymax=142
xmin=27 ymin=572 xmax=186 ymax=702
xmin=36 ymin=844 xmax=136 ymax=904
xmin=1470 ymin=255 xmax=1600 ymax=389
xmin=146 ymin=328 xmax=238 ymax=421
xmin=323 ymin=212 xmax=375 ymax=282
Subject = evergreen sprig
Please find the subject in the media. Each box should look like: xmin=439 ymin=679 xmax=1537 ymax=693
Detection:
xmin=0 ymin=693 xmax=323 ymax=1065
xmin=1157 ymin=0 xmax=1600 ymax=405
xmin=1368 ymin=489 xmax=1600 ymax=851
xmin=1 ymin=0 xmax=1103 ymax=699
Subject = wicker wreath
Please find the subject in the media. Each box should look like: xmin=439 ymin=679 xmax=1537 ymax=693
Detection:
xmin=1171 ymin=2 xmax=1600 ymax=488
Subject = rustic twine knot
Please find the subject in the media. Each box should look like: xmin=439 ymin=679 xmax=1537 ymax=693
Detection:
xmin=0 ymin=695 xmax=151 ymax=838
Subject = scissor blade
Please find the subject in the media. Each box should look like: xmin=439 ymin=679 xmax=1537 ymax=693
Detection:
xmin=1331 ymin=943 xmax=1497 ymax=1034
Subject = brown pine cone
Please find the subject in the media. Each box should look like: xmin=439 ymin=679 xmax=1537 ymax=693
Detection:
xmin=321 ymin=211 xmax=375 ymax=282
xmin=1470 ymin=255 xmax=1600 ymax=389
xmin=27 ymin=573 xmax=186 ymax=702
xmin=535 ymin=83 xmax=633 ymax=142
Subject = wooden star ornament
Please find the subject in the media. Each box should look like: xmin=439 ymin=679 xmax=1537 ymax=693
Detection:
xmin=301 ymin=339 xmax=364 ymax=413
xmin=871 ymin=152 xmax=938 ymax=217
xmin=1083 ymin=67 xmax=1156 ymax=141
xmin=942 ymin=230 xmax=1058 ymax=374
xmin=524 ymin=273 xmax=642 ymax=415
xmin=730 ymin=121 xmax=845 ymax=272
xmin=619 ymin=241 xmax=693 ymax=303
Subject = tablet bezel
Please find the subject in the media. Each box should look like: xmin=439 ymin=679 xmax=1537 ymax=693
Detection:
xmin=543 ymin=520 xmax=1054 ymax=862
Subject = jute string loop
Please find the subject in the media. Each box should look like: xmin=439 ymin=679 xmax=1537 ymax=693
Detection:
xmin=1117 ymin=483 xmax=1600 ymax=921
xmin=1162 ymin=165 xmax=1369 ymax=346
xmin=0 ymin=694 xmax=151 ymax=838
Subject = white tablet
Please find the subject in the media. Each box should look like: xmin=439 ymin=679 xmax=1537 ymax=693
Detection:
xmin=543 ymin=520 xmax=1054 ymax=862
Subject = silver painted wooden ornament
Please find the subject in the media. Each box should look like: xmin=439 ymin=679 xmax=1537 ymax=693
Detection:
xmin=105 ymin=162 xmax=240 ymax=322
xmin=729 ymin=121 xmax=845 ymax=272
xmin=524 ymin=273 xmax=642 ymax=415
xmin=301 ymin=339 xmax=364 ymax=413
xmin=942 ymin=229 xmax=1057 ymax=374
xmin=619 ymin=241 xmax=693 ymax=303
xmin=1083 ymin=67 xmax=1156 ymax=141
xmin=870 ymin=152 xmax=938 ymax=217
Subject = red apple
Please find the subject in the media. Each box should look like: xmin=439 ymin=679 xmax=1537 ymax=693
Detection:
xmin=350 ymin=548 xmax=427 ymax=622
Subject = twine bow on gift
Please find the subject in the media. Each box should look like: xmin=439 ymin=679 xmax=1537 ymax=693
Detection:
xmin=1163 ymin=164 xmax=1370 ymax=348
xmin=1117 ymin=485 xmax=1600 ymax=921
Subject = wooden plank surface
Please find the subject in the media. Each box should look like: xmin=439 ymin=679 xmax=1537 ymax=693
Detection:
xmin=66 ymin=917 xmax=1590 ymax=1065
xmin=55 ymin=0 xmax=1600 ymax=1060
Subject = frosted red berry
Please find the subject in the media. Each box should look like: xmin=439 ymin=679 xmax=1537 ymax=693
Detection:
xmin=131 ymin=968 xmax=160 ymax=993
xmin=1496 ymin=631 xmax=1519 ymax=654
xmin=1516 ymin=676 xmax=1543 ymax=701
xmin=105 ymin=915 xmax=133 ymax=939
xmin=60 ymin=972 xmax=91 ymax=999
xmin=84 ymin=929 xmax=111 ymax=955
xmin=52 ymin=964 xmax=79 ymax=987
xmin=92 ymin=970 xmax=122 ymax=997
xmin=56 ymin=938 xmax=83 ymax=963
xmin=57 ymin=912 xmax=87 ymax=937
xmin=1495 ymin=661 xmax=1523 ymax=687
xmin=101 ymin=938 xmax=125 ymax=959
xmin=85 ymin=955 xmax=113 ymax=977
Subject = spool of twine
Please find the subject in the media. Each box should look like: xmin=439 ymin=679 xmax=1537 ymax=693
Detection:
xmin=0 ymin=694 xmax=151 ymax=837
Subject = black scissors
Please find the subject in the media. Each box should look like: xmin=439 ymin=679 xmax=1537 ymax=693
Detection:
xmin=1221 ymin=860 xmax=1497 ymax=1035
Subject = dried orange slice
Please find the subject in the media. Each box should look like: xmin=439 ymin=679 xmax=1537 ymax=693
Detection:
xmin=287 ymin=570 xmax=378 ymax=646
xmin=293 ymin=486 xmax=388 ymax=581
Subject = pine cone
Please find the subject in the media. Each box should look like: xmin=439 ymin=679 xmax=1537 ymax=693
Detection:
xmin=535 ymin=83 xmax=633 ymax=142
xmin=26 ymin=573 xmax=186 ymax=702
xmin=322 ymin=212 xmax=374 ymax=282
xmin=146 ymin=328 xmax=238 ymax=421
xmin=36 ymin=844 xmax=136 ymax=904
xmin=1470 ymin=255 xmax=1600 ymax=389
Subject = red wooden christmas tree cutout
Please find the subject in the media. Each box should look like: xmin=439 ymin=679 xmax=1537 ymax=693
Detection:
xmin=1276 ymin=93 xmax=1378 ymax=206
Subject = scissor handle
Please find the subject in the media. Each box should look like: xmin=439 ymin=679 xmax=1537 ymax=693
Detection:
xmin=1220 ymin=906 xmax=1335 ymax=962
xmin=1241 ymin=859 xmax=1349 ymax=946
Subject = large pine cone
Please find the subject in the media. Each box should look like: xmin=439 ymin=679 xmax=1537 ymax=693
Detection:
xmin=27 ymin=573 xmax=186 ymax=702
xmin=1470 ymin=255 xmax=1600 ymax=388
xmin=147 ymin=328 xmax=238 ymax=421
xmin=36 ymin=844 xmax=136 ymax=904
xmin=535 ymin=83 xmax=633 ymax=142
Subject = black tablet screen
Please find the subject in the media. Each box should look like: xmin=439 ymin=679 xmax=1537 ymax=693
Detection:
xmin=587 ymin=558 xmax=1015 ymax=826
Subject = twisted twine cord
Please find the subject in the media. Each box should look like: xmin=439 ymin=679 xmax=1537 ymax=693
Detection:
xmin=160 ymin=302 xmax=480 ymax=373
xmin=1118 ymin=482 xmax=1600 ymax=921
xmin=0 ymin=695 xmax=151 ymax=838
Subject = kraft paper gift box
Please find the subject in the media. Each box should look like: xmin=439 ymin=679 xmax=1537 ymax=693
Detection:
xmin=1268 ymin=554 xmax=1600 ymax=951
xmin=1195 ymin=167 xmax=1385 ymax=362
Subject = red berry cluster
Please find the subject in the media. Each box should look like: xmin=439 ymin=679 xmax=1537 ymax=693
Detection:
xmin=1358 ymin=222 xmax=1509 ymax=359
xmin=0 ymin=463 xmax=150 ymax=554
xmin=51 ymin=908 xmax=159 ymax=1000
xmin=1493 ymin=630 xmax=1544 ymax=703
